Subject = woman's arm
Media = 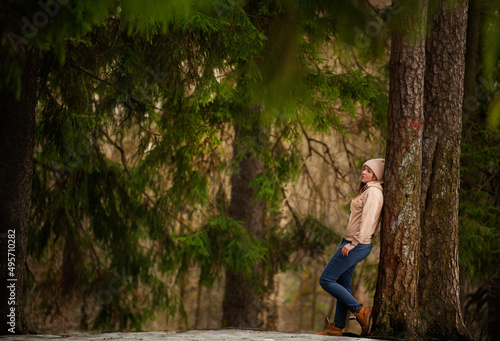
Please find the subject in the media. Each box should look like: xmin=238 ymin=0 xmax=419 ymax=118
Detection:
xmin=342 ymin=243 xmax=355 ymax=257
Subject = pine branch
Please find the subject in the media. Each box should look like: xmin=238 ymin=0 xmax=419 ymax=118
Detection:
xmin=101 ymin=129 xmax=133 ymax=179
xmin=281 ymin=187 xmax=301 ymax=229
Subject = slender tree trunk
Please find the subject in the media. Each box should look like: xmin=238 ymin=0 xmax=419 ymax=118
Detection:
xmin=488 ymin=276 xmax=500 ymax=341
xmin=460 ymin=0 xmax=482 ymax=317
xmin=264 ymin=277 xmax=279 ymax=330
xmin=299 ymin=270 xmax=304 ymax=331
xmin=194 ymin=285 xmax=203 ymax=329
xmin=461 ymin=3 xmax=500 ymax=340
xmin=310 ymin=268 xmax=317 ymax=330
xmin=462 ymin=0 xmax=483 ymax=121
xmin=176 ymin=272 xmax=188 ymax=330
xmin=222 ymin=124 xmax=265 ymax=328
xmin=419 ymin=1 xmax=473 ymax=340
xmin=0 ymin=49 xmax=37 ymax=335
xmin=372 ymin=1 xmax=428 ymax=337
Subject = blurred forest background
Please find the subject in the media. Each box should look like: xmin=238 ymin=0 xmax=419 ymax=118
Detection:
xmin=0 ymin=0 xmax=499 ymax=340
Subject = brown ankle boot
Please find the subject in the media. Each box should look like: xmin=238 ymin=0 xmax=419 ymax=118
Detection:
xmin=354 ymin=306 xmax=372 ymax=336
xmin=314 ymin=317 xmax=343 ymax=336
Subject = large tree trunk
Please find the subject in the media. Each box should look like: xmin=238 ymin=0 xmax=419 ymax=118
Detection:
xmin=222 ymin=124 xmax=265 ymax=328
xmin=419 ymin=1 xmax=473 ymax=340
xmin=0 ymin=49 xmax=37 ymax=335
xmin=372 ymin=1 xmax=428 ymax=337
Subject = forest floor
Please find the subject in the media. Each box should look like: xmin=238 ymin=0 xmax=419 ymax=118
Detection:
xmin=0 ymin=329 xmax=388 ymax=341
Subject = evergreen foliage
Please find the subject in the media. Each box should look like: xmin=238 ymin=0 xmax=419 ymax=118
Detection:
xmin=21 ymin=0 xmax=389 ymax=331
xmin=29 ymin=0 xmax=267 ymax=330
xmin=459 ymin=121 xmax=500 ymax=341
xmin=460 ymin=126 xmax=500 ymax=279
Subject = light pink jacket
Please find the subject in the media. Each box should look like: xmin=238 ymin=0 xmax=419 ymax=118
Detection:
xmin=344 ymin=181 xmax=384 ymax=246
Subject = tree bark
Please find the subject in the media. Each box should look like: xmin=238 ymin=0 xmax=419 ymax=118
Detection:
xmin=419 ymin=1 xmax=474 ymax=340
xmin=222 ymin=124 xmax=265 ymax=328
xmin=0 ymin=49 xmax=37 ymax=335
xmin=372 ymin=1 xmax=428 ymax=337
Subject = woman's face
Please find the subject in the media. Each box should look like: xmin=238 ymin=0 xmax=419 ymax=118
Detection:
xmin=361 ymin=165 xmax=375 ymax=184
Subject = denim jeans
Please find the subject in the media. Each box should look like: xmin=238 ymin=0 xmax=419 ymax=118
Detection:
xmin=319 ymin=239 xmax=372 ymax=328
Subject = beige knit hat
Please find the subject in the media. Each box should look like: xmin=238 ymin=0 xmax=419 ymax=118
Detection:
xmin=363 ymin=158 xmax=385 ymax=182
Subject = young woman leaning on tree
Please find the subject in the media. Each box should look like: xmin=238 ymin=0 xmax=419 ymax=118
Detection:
xmin=315 ymin=158 xmax=385 ymax=336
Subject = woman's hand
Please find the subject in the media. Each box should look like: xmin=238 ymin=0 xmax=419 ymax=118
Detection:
xmin=342 ymin=243 xmax=355 ymax=257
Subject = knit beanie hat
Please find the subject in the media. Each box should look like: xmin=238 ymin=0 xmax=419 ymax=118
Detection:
xmin=363 ymin=158 xmax=385 ymax=182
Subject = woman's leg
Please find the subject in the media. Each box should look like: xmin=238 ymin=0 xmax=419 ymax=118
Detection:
xmin=319 ymin=240 xmax=372 ymax=324
xmin=332 ymin=264 xmax=355 ymax=328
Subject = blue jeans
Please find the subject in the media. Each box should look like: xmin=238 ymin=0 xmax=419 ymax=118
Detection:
xmin=319 ymin=239 xmax=372 ymax=328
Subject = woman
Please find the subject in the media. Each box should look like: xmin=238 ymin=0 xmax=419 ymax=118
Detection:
xmin=315 ymin=158 xmax=385 ymax=336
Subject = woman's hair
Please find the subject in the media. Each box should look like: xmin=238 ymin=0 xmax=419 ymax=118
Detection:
xmin=353 ymin=174 xmax=378 ymax=200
